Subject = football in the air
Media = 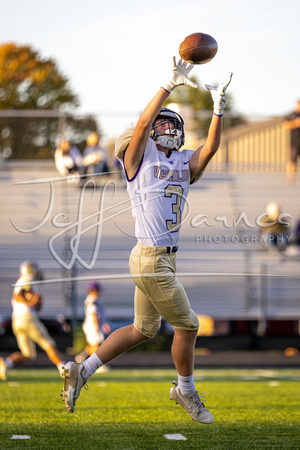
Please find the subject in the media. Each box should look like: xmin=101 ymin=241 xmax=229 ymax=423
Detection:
xmin=179 ymin=32 xmax=218 ymax=64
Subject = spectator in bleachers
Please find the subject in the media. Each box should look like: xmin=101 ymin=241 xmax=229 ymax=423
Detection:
xmin=83 ymin=132 xmax=110 ymax=176
xmin=54 ymin=139 xmax=84 ymax=184
xmin=260 ymin=202 xmax=289 ymax=252
xmin=283 ymin=100 xmax=300 ymax=183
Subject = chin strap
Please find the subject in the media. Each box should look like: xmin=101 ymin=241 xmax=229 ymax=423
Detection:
xmin=156 ymin=135 xmax=180 ymax=150
xmin=155 ymin=129 xmax=182 ymax=150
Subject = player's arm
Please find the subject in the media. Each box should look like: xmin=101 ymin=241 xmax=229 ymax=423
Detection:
xmin=282 ymin=117 xmax=300 ymax=130
xmin=189 ymin=72 xmax=233 ymax=181
xmin=14 ymin=288 xmax=43 ymax=310
xmin=99 ymin=304 xmax=111 ymax=334
xmin=124 ymin=58 xmax=197 ymax=180
xmin=102 ymin=322 xmax=111 ymax=335
xmin=124 ymin=89 xmax=169 ymax=179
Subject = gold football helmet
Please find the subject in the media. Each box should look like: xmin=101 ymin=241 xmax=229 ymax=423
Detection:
xmin=19 ymin=261 xmax=43 ymax=281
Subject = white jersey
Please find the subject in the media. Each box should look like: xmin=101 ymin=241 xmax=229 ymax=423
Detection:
xmin=83 ymin=294 xmax=108 ymax=330
xmin=11 ymin=275 xmax=38 ymax=320
xmin=126 ymin=138 xmax=195 ymax=247
xmin=82 ymin=294 xmax=108 ymax=345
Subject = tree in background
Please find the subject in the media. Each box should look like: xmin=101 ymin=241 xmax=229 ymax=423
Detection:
xmin=165 ymin=75 xmax=246 ymax=139
xmin=0 ymin=43 xmax=99 ymax=159
xmin=0 ymin=43 xmax=77 ymax=110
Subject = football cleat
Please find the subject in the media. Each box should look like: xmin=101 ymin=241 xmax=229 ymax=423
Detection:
xmin=60 ymin=362 xmax=88 ymax=413
xmin=170 ymin=381 xmax=214 ymax=424
xmin=0 ymin=357 xmax=7 ymax=381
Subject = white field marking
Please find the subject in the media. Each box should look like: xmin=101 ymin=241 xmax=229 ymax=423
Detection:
xmin=11 ymin=435 xmax=30 ymax=439
xmin=164 ymin=434 xmax=187 ymax=441
xmin=268 ymin=381 xmax=280 ymax=387
xmin=8 ymin=382 xmax=20 ymax=387
xmin=94 ymin=382 xmax=107 ymax=387
xmin=255 ymin=370 xmax=277 ymax=377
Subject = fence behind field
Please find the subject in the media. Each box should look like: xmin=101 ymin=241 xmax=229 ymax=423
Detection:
xmin=0 ymin=111 xmax=291 ymax=175
xmin=208 ymin=117 xmax=289 ymax=173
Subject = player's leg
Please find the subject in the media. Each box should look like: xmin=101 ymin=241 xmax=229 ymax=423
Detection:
xmin=60 ymin=244 xmax=162 ymax=412
xmin=45 ymin=345 xmax=65 ymax=368
xmin=95 ymin=323 xmax=148 ymax=364
xmin=4 ymin=351 xmax=31 ymax=366
xmin=171 ymin=329 xmax=198 ymax=377
xmin=1 ymin=316 xmax=38 ymax=380
xmin=75 ymin=321 xmax=101 ymax=363
xmin=79 ymin=344 xmax=110 ymax=372
xmin=61 ymin=323 xmax=149 ymax=413
xmin=130 ymin=244 xmax=213 ymax=423
xmin=60 ymin=284 xmax=160 ymax=413
xmin=27 ymin=315 xmax=65 ymax=373
xmin=95 ymin=282 xmax=162 ymax=366
xmin=0 ymin=352 xmax=31 ymax=381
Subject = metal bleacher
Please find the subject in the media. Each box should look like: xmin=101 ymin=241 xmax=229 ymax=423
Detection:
xmin=1 ymin=160 xmax=299 ymax=328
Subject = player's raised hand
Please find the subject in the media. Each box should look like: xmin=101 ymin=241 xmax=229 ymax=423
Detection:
xmin=205 ymin=72 xmax=233 ymax=116
xmin=162 ymin=56 xmax=198 ymax=93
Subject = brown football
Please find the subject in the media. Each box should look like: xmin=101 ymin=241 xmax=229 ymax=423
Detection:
xmin=179 ymin=32 xmax=218 ymax=64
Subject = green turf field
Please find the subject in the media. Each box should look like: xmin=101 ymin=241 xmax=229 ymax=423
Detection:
xmin=0 ymin=367 xmax=299 ymax=449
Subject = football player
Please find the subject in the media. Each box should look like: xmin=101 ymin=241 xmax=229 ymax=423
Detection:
xmin=0 ymin=261 xmax=65 ymax=381
xmin=60 ymin=57 xmax=232 ymax=422
xmin=75 ymin=282 xmax=111 ymax=365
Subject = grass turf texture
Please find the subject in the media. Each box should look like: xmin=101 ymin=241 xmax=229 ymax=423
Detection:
xmin=0 ymin=368 xmax=299 ymax=449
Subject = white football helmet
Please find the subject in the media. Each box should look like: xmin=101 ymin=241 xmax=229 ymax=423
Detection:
xmin=151 ymin=107 xmax=185 ymax=150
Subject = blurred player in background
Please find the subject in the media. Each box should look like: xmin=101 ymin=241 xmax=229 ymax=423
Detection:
xmin=75 ymin=281 xmax=111 ymax=366
xmin=83 ymin=132 xmax=110 ymax=176
xmin=60 ymin=57 xmax=232 ymax=423
xmin=283 ymin=100 xmax=300 ymax=183
xmin=0 ymin=261 xmax=65 ymax=381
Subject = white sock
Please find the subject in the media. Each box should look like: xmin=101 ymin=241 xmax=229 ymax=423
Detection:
xmin=83 ymin=353 xmax=103 ymax=379
xmin=177 ymin=374 xmax=196 ymax=397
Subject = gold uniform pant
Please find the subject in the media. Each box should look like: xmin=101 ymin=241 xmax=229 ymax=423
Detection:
xmin=129 ymin=242 xmax=199 ymax=338
xmin=12 ymin=313 xmax=56 ymax=360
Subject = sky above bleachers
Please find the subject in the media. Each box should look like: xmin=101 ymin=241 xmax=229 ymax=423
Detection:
xmin=1 ymin=0 xmax=299 ymax=140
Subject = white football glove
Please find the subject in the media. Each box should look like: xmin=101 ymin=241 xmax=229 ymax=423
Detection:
xmin=205 ymin=72 xmax=233 ymax=116
xmin=162 ymin=56 xmax=198 ymax=93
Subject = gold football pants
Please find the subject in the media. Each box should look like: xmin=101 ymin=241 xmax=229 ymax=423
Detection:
xmin=129 ymin=241 xmax=199 ymax=338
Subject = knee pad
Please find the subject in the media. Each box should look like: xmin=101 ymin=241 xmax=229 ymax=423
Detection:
xmin=171 ymin=309 xmax=199 ymax=332
xmin=134 ymin=317 xmax=161 ymax=339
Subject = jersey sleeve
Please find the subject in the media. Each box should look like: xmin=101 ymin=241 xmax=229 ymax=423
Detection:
xmin=182 ymin=149 xmax=204 ymax=184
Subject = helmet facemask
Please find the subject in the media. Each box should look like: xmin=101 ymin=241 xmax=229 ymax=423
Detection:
xmin=151 ymin=108 xmax=185 ymax=150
